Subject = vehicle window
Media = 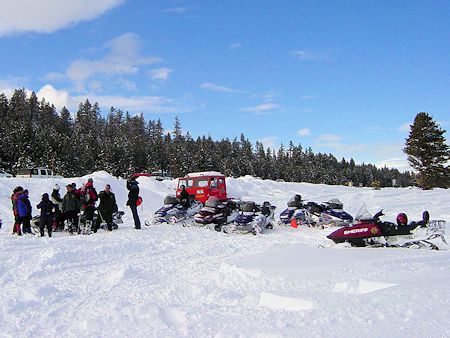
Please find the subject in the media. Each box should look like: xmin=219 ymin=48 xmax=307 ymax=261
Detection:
xmin=47 ymin=170 xmax=52 ymax=176
xmin=17 ymin=169 xmax=30 ymax=175
xmin=196 ymin=179 xmax=208 ymax=188
xmin=218 ymin=178 xmax=224 ymax=185
xmin=179 ymin=179 xmax=194 ymax=188
xmin=40 ymin=169 xmax=47 ymax=175
xmin=210 ymin=178 xmax=218 ymax=188
xmin=31 ymin=169 xmax=38 ymax=175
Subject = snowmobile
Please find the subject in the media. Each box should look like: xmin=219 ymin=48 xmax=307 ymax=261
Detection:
xmin=295 ymin=199 xmax=353 ymax=228
xmin=95 ymin=210 xmax=125 ymax=231
xmin=279 ymin=194 xmax=304 ymax=225
xmin=327 ymin=206 xmax=447 ymax=250
xmin=148 ymin=194 xmax=202 ymax=225
xmin=223 ymin=201 xmax=276 ymax=235
xmin=192 ymin=196 xmax=239 ymax=230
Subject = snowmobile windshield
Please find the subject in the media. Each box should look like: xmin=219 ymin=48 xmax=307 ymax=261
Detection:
xmin=205 ymin=196 xmax=220 ymax=207
xmin=354 ymin=203 xmax=373 ymax=221
xmin=242 ymin=202 xmax=256 ymax=213
xmin=164 ymin=195 xmax=179 ymax=205
xmin=326 ymin=198 xmax=343 ymax=209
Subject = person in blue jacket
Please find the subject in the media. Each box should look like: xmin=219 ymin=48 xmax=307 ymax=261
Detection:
xmin=18 ymin=189 xmax=33 ymax=234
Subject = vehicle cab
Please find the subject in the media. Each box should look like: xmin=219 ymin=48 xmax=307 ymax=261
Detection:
xmin=176 ymin=171 xmax=227 ymax=204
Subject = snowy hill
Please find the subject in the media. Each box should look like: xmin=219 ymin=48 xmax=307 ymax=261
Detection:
xmin=1 ymin=172 xmax=449 ymax=337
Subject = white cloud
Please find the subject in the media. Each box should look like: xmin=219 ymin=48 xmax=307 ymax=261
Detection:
xmin=398 ymin=122 xmax=411 ymax=133
xmin=375 ymin=158 xmax=412 ymax=172
xmin=33 ymin=84 xmax=194 ymax=114
xmin=37 ymin=84 xmax=70 ymax=108
xmin=251 ymin=91 xmax=280 ymax=102
xmin=258 ymin=136 xmax=277 ymax=150
xmin=200 ymin=82 xmax=243 ymax=93
xmin=0 ymin=0 xmax=123 ymax=37
xmin=49 ymin=33 xmax=161 ymax=91
xmin=291 ymin=50 xmax=329 ymax=61
xmin=0 ymin=77 xmax=27 ymax=96
xmin=164 ymin=7 xmax=189 ymax=14
xmin=317 ymin=134 xmax=342 ymax=142
xmin=229 ymin=43 xmax=243 ymax=50
xmin=240 ymin=103 xmax=279 ymax=114
xmin=300 ymin=95 xmax=319 ymax=100
xmin=297 ymin=128 xmax=311 ymax=137
xmin=149 ymin=68 xmax=172 ymax=81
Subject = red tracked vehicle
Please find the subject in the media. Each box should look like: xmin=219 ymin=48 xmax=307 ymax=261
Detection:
xmin=176 ymin=172 xmax=227 ymax=204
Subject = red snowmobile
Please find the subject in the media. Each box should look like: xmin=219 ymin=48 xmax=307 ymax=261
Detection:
xmin=327 ymin=208 xmax=447 ymax=250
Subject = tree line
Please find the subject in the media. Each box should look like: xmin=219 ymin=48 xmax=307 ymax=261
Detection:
xmin=0 ymin=88 xmax=416 ymax=187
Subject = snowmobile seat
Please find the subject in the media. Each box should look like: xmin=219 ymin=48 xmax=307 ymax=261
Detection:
xmin=306 ymin=202 xmax=324 ymax=215
xmin=260 ymin=201 xmax=272 ymax=216
xmin=242 ymin=201 xmax=256 ymax=213
xmin=205 ymin=196 xmax=220 ymax=208
xmin=164 ymin=195 xmax=179 ymax=205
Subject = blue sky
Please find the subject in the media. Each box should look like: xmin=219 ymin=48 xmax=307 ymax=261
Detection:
xmin=1 ymin=0 xmax=449 ymax=171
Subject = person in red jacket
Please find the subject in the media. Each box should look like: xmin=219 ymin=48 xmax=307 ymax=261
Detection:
xmin=11 ymin=186 xmax=24 ymax=235
xmin=80 ymin=178 xmax=98 ymax=232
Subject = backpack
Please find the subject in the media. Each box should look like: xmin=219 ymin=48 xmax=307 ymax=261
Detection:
xmin=136 ymin=196 xmax=143 ymax=207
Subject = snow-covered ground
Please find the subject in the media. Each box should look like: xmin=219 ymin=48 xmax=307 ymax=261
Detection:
xmin=1 ymin=172 xmax=449 ymax=337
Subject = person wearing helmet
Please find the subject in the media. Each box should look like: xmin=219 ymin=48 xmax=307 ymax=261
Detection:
xmin=396 ymin=213 xmax=408 ymax=226
xmin=51 ymin=184 xmax=63 ymax=230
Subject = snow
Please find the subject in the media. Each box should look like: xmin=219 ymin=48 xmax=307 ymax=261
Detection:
xmin=185 ymin=171 xmax=224 ymax=177
xmin=0 ymin=172 xmax=449 ymax=337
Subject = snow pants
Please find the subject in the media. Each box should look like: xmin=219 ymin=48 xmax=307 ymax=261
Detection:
xmin=129 ymin=205 xmax=141 ymax=229
xmin=40 ymin=216 xmax=52 ymax=237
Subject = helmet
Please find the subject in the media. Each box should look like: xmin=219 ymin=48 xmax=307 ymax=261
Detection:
xmin=294 ymin=194 xmax=302 ymax=201
xmin=54 ymin=184 xmax=60 ymax=190
xmin=396 ymin=213 xmax=408 ymax=226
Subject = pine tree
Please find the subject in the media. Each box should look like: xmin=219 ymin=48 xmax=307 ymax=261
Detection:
xmin=404 ymin=112 xmax=450 ymax=189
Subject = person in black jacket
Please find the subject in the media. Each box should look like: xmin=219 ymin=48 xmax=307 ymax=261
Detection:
xmin=126 ymin=177 xmax=141 ymax=229
xmin=37 ymin=193 xmax=54 ymax=237
xmin=94 ymin=184 xmax=118 ymax=232
xmin=179 ymin=185 xmax=190 ymax=208
xmin=51 ymin=184 xmax=63 ymax=230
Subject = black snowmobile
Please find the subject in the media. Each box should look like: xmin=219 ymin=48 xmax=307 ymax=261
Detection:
xmin=192 ymin=196 xmax=239 ymax=230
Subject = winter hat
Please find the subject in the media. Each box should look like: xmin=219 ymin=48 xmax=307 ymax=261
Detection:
xmin=23 ymin=189 xmax=29 ymax=195
xmin=71 ymin=183 xmax=77 ymax=188
xmin=54 ymin=184 xmax=60 ymax=190
xmin=42 ymin=193 xmax=49 ymax=199
xmin=88 ymin=178 xmax=93 ymax=183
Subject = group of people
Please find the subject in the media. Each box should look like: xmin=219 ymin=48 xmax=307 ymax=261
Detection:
xmin=10 ymin=176 xmax=142 ymax=237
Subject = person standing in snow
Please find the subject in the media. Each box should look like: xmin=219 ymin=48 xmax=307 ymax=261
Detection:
xmin=94 ymin=184 xmax=118 ymax=232
xmin=51 ymin=184 xmax=63 ymax=230
xmin=37 ymin=193 xmax=54 ymax=237
xmin=62 ymin=184 xmax=81 ymax=233
xmin=80 ymin=178 xmax=98 ymax=226
xmin=18 ymin=189 xmax=33 ymax=234
xmin=126 ymin=177 xmax=141 ymax=229
xmin=11 ymin=186 xmax=24 ymax=235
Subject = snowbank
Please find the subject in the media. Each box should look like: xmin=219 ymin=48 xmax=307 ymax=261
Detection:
xmin=0 ymin=172 xmax=449 ymax=337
